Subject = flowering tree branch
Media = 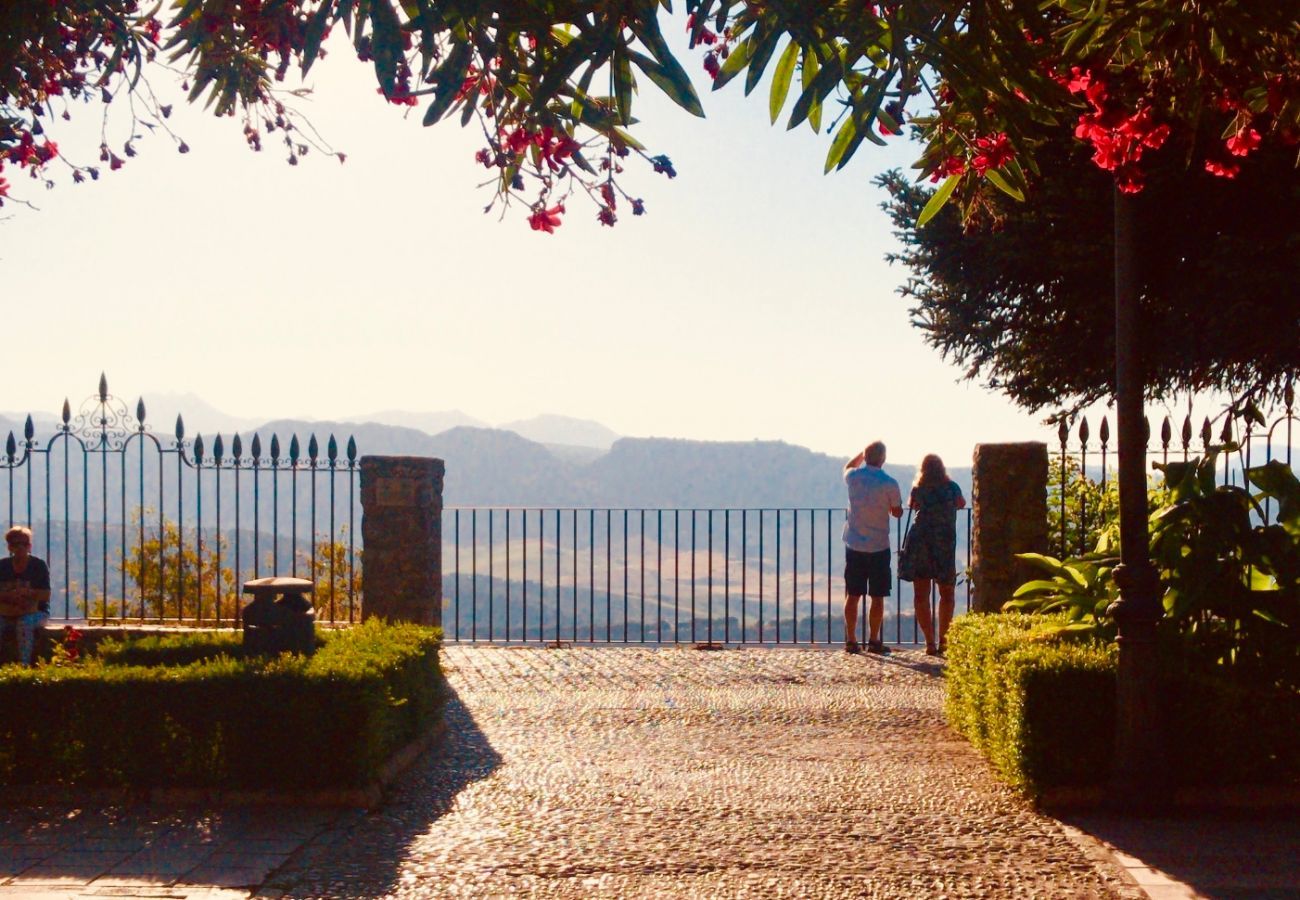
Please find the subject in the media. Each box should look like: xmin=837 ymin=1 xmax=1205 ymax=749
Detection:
xmin=3 ymin=2 xmax=1297 ymax=229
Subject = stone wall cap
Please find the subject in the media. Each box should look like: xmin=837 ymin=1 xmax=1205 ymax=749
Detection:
xmin=359 ymin=455 xmax=446 ymax=466
xmin=243 ymin=576 xmax=315 ymax=594
xmin=974 ymin=441 xmax=1047 ymax=450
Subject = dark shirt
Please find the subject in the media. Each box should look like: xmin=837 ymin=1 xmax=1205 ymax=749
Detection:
xmin=0 ymin=556 xmax=51 ymax=614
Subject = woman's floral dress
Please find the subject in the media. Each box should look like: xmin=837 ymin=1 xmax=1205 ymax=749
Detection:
xmin=899 ymin=480 xmax=963 ymax=584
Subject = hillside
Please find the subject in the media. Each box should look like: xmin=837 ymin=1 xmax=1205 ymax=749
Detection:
xmin=241 ymin=420 xmax=933 ymax=507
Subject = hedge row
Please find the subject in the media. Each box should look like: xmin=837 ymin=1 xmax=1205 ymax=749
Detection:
xmin=944 ymin=613 xmax=1116 ymax=795
xmin=945 ymin=613 xmax=1300 ymax=797
xmin=0 ymin=620 xmax=443 ymax=790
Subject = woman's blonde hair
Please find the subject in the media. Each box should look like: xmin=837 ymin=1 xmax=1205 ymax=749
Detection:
xmin=913 ymin=454 xmax=948 ymax=489
xmin=5 ymin=525 xmax=33 ymax=544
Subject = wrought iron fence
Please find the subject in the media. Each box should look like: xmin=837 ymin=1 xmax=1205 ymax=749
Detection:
xmin=442 ymin=506 xmax=974 ymax=646
xmin=1050 ymin=390 xmax=1297 ymax=558
xmin=0 ymin=376 xmax=361 ymax=624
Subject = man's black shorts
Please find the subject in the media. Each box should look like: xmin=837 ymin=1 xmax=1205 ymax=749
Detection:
xmin=845 ymin=548 xmax=891 ymax=597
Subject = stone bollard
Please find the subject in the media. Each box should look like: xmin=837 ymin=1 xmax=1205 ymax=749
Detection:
xmin=242 ymin=576 xmax=317 ymax=656
xmin=360 ymin=456 xmax=444 ymax=626
xmin=971 ymin=442 xmax=1048 ymax=613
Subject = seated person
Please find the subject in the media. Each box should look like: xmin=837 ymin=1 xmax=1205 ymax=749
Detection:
xmin=0 ymin=526 xmax=51 ymax=665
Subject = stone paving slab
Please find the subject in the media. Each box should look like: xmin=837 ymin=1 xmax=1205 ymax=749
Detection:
xmin=0 ymin=805 xmax=338 ymax=899
xmin=1063 ymin=814 xmax=1300 ymax=899
xmin=268 ymin=646 xmax=1142 ymax=899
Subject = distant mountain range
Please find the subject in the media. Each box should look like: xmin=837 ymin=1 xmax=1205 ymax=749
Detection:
xmin=4 ymin=393 xmax=944 ymax=507
xmin=250 ymin=419 xmax=936 ymax=507
xmin=1 ymin=395 xmax=620 ymax=452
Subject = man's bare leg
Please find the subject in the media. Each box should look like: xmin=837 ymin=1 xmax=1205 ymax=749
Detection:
xmin=844 ymin=593 xmax=862 ymax=650
xmin=866 ymin=595 xmax=889 ymax=653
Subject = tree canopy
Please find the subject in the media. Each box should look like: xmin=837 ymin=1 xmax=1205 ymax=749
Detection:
xmin=4 ymin=2 xmax=1298 ymax=230
xmin=879 ymin=132 xmax=1300 ymax=413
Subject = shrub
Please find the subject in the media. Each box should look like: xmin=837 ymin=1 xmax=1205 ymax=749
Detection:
xmin=0 ymin=620 xmax=442 ymax=790
xmin=946 ymin=613 xmax=1300 ymax=797
xmin=945 ymin=613 xmax=1115 ymax=795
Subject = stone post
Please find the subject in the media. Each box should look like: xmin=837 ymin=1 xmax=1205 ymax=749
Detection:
xmin=360 ymin=456 xmax=444 ymax=626
xmin=970 ymin=442 xmax=1048 ymax=613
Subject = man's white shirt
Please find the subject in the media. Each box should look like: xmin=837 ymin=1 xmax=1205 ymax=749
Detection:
xmin=843 ymin=464 xmax=902 ymax=553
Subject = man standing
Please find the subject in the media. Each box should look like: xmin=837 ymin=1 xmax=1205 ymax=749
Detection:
xmin=843 ymin=441 xmax=902 ymax=654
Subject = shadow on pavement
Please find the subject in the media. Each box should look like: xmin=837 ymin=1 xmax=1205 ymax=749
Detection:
xmin=273 ymin=682 xmax=501 ymax=898
xmin=1062 ymin=810 xmax=1300 ymax=899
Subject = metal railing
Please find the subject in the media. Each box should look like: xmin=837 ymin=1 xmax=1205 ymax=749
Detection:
xmin=0 ymin=376 xmax=362 ymax=624
xmin=443 ymin=506 xmax=973 ymax=645
xmin=1050 ymin=390 xmax=1297 ymax=558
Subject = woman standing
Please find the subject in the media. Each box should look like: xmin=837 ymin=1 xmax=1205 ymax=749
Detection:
xmin=0 ymin=526 xmax=52 ymax=665
xmin=899 ymin=456 xmax=965 ymax=656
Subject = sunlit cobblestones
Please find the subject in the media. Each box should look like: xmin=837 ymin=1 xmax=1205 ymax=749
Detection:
xmin=272 ymin=646 xmax=1138 ymax=899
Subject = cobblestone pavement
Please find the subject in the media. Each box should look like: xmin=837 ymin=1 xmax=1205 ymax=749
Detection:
xmin=0 ymin=804 xmax=339 ymax=898
xmin=268 ymin=646 xmax=1141 ymax=899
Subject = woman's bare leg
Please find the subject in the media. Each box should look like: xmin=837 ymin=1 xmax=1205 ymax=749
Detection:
xmin=937 ymin=582 xmax=957 ymax=651
xmin=912 ymin=578 xmax=935 ymax=649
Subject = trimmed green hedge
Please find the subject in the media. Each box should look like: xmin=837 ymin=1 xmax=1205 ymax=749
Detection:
xmin=945 ymin=613 xmax=1116 ymax=795
xmin=1163 ymin=667 xmax=1300 ymax=787
xmin=0 ymin=620 xmax=443 ymax=790
xmin=946 ymin=613 xmax=1300 ymax=797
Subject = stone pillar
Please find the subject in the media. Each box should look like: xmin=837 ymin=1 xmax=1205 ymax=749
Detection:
xmin=971 ymin=442 xmax=1048 ymax=613
xmin=360 ymin=456 xmax=444 ymax=626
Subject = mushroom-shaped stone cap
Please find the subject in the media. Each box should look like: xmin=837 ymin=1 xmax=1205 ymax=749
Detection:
xmin=242 ymin=576 xmax=315 ymax=596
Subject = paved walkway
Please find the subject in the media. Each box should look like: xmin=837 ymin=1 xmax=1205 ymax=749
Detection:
xmin=0 ymin=646 xmax=1296 ymax=898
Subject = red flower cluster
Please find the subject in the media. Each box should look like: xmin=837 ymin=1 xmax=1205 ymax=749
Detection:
xmin=928 ymin=155 xmax=966 ymax=182
xmin=5 ymin=132 xmax=59 ymax=169
xmin=499 ymin=126 xmax=580 ymax=171
xmin=1067 ymin=69 xmax=1170 ymax=193
xmin=970 ymin=132 xmax=1014 ymax=175
xmin=1226 ymin=127 xmax=1261 ymax=157
xmin=62 ymin=625 xmax=83 ymax=663
xmin=1204 ymin=158 xmax=1240 ymax=179
xmin=528 ymin=202 xmax=565 ymax=233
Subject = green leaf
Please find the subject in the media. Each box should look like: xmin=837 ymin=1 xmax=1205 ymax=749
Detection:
xmin=824 ymin=114 xmax=860 ymax=173
xmin=301 ymin=1 xmax=335 ymax=75
xmin=712 ymin=35 xmax=754 ymax=90
xmin=532 ymin=35 xmax=593 ymax=112
xmin=1253 ymin=607 xmax=1289 ymax=627
xmin=422 ymin=42 xmax=472 ymax=126
xmin=570 ymin=61 xmax=598 ymax=120
xmin=1062 ymin=564 xmax=1089 ymax=590
xmin=1012 ymin=579 xmax=1069 ymax=597
xmin=628 ymin=49 xmax=704 ymax=117
xmin=985 ymin=168 xmax=1025 ymax=201
xmin=613 ymin=50 xmax=635 ymax=126
xmin=743 ymin=21 xmax=784 ymax=96
xmin=611 ymin=127 xmax=646 ymax=152
xmin=769 ymin=41 xmax=799 ymax=123
xmin=794 ymin=47 xmax=819 ymax=131
xmin=628 ymin=13 xmax=702 ymax=116
xmin=787 ymin=50 xmax=840 ymax=131
xmin=916 ymin=173 xmax=959 ymax=228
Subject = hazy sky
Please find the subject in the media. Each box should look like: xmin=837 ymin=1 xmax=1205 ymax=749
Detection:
xmin=1 ymin=30 xmax=1067 ymax=463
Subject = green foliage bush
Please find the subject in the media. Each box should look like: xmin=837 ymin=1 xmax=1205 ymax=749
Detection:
xmin=0 ymin=620 xmax=442 ymax=790
xmin=947 ymin=613 xmax=1300 ymax=797
xmin=945 ymin=613 xmax=1116 ymax=795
